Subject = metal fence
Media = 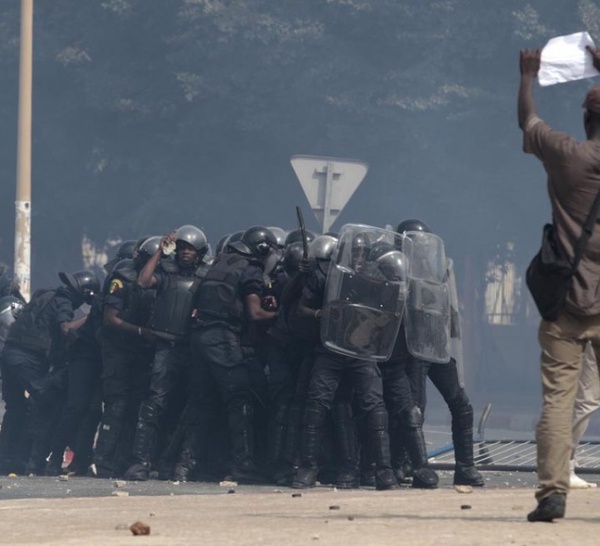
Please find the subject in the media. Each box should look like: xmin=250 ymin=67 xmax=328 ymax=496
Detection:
xmin=427 ymin=403 xmax=600 ymax=474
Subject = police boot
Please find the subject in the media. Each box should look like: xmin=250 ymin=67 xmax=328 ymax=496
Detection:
xmin=282 ymin=403 xmax=303 ymax=468
xmin=389 ymin=416 xmax=412 ymax=484
xmin=93 ymin=397 xmax=128 ymax=478
xmin=402 ymin=406 xmax=438 ymax=489
xmin=358 ymin=430 xmax=376 ymax=487
xmin=229 ymin=403 xmax=264 ymax=484
xmin=44 ymin=451 xmax=64 ymax=476
xmin=292 ymin=405 xmax=326 ymax=489
xmin=267 ymin=403 xmax=294 ymax=484
xmin=451 ymin=405 xmax=484 ymax=487
xmin=365 ymin=410 xmax=399 ymax=491
xmin=173 ymin=444 xmax=197 ymax=483
xmin=124 ymin=401 xmax=159 ymax=481
xmin=0 ymin=408 xmax=27 ymax=475
xmin=332 ymin=402 xmax=359 ymax=489
xmin=70 ymin=408 xmax=102 ymax=475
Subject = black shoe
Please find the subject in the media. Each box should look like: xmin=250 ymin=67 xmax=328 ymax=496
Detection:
xmin=527 ymin=493 xmax=566 ymax=522
xmin=44 ymin=460 xmax=63 ymax=477
xmin=411 ymin=466 xmax=439 ymax=489
xmin=231 ymin=461 xmax=267 ymax=485
xmin=173 ymin=462 xmax=195 ymax=483
xmin=124 ymin=463 xmax=150 ymax=481
xmin=360 ymin=468 xmax=376 ymax=487
xmin=292 ymin=467 xmax=317 ymax=489
xmin=272 ymin=463 xmax=296 ymax=487
xmin=454 ymin=465 xmax=484 ymax=487
xmin=336 ymin=469 xmax=359 ymax=489
xmin=375 ymin=468 xmax=400 ymax=491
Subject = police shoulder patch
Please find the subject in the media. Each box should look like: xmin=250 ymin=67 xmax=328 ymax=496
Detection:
xmin=109 ymin=279 xmax=124 ymax=294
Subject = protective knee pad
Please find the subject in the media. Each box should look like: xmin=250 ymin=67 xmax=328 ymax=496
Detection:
xmin=303 ymin=403 xmax=327 ymax=430
xmin=366 ymin=410 xmax=388 ymax=432
xmin=138 ymin=401 xmax=160 ymax=426
xmin=402 ymin=406 xmax=423 ymax=429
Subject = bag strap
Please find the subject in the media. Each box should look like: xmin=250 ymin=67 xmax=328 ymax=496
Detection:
xmin=572 ymin=187 xmax=600 ymax=270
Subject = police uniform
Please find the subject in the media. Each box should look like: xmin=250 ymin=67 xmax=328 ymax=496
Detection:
xmin=402 ymin=339 xmax=483 ymax=486
xmin=0 ymin=287 xmax=80 ymax=474
xmin=378 ymin=325 xmax=439 ymax=488
xmin=45 ymin=295 xmax=104 ymax=475
xmin=188 ymin=251 xmax=266 ymax=482
xmin=93 ymin=265 xmax=154 ymax=478
xmin=292 ymin=266 xmax=397 ymax=490
xmin=261 ymin=269 xmax=318 ymax=482
xmin=124 ymin=259 xmax=207 ymax=480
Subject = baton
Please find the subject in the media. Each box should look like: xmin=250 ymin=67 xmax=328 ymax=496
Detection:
xmin=296 ymin=206 xmax=309 ymax=260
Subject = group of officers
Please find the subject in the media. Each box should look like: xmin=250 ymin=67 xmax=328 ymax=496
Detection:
xmin=0 ymin=218 xmax=484 ymax=491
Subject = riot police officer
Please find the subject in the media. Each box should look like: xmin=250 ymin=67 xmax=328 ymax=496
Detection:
xmin=396 ymin=218 xmax=484 ymax=487
xmin=104 ymin=239 xmax=137 ymax=274
xmin=0 ymin=271 xmax=100 ymax=475
xmin=124 ymin=225 xmax=210 ymax=481
xmin=92 ymin=237 xmax=161 ymax=478
xmin=0 ymin=296 xmax=24 ymax=354
xmin=275 ymin=236 xmax=337 ymax=484
xmin=188 ymin=226 xmax=279 ymax=483
xmin=44 ymin=273 xmax=107 ymax=476
xmin=292 ymin=226 xmax=399 ymax=491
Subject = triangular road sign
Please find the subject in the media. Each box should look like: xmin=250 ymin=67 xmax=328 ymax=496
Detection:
xmin=290 ymin=155 xmax=368 ymax=232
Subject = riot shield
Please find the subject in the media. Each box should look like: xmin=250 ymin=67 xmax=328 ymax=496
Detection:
xmin=447 ymin=258 xmax=465 ymax=386
xmin=320 ymin=224 xmax=410 ymax=361
xmin=403 ymin=231 xmax=451 ymax=363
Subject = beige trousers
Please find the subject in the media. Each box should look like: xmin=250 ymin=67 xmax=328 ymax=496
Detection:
xmin=535 ymin=311 xmax=600 ymax=500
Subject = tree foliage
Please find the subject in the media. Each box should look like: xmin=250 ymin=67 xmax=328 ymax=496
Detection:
xmin=0 ymin=1 xmax=597 ymax=288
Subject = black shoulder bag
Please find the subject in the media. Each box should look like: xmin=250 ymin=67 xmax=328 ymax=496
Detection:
xmin=526 ymin=188 xmax=600 ymax=322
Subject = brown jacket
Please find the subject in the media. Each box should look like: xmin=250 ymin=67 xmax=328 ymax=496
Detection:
xmin=524 ymin=115 xmax=600 ymax=315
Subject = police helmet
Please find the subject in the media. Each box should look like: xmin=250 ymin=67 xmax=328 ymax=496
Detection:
xmin=133 ymin=235 xmax=152 ymax=257
xmin=175 ymin=225 xmax=209 ymax=254
xmin=113 ymin=258 xmax=134 ymax=272
xmin=284 ymin=229 xmax=316 ymax=247
xmin=369 ymin=241 xmax=395 ymax=262
xmin=224 ymin=231 xmax=244 ymax=253
xmin=267 ymin=227 xmax=287 ymax=249
xmin=104 ymin=239 xmax=137 ymax=273
xmin=0 ymin=295 xmax=25 ymax=330
xmin=396 ymin=219 xmax=431 ymax=235
xmin=59 ymin=270 xmax=101 ymax=304
xmin=214 ymin=234 xmax=231 ymax=256
xmin=283 ymin=242 xmax=305 ymax=275
xmin=233 ymin=226 xmax=278 ymax=258
xmin=136 ymin=236 xmax=162 ymax=263
xmin=376 ymin=250 xmax=408 ymax=281
xmin=308 ymin=235 xmax=338 ymax=261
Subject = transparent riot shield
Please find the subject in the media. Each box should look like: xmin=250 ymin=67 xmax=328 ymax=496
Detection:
xmin=447 ymin=258 xmax=465 ymax=385
xmin=320 ymin=224 xmax=410 ymax=361
xmin=404 ymin=231 xmax=451 ymax=363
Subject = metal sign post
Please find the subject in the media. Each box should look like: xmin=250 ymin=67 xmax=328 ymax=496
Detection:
xmin=290 ymin=155 xmax=369 ymax=233
xmin=14 ymin=0 xmax=34 ymax=301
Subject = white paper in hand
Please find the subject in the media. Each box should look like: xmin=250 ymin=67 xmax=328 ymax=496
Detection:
xmin=538 ymin=31 xmax=597 ymax=87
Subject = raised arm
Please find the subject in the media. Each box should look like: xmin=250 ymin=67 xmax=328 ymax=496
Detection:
xmin=518 ymin=49 xmax=541 ymax=130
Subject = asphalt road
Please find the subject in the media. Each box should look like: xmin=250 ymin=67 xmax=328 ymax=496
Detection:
xmin=0 ymin=470 xmax=559 ymax=500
